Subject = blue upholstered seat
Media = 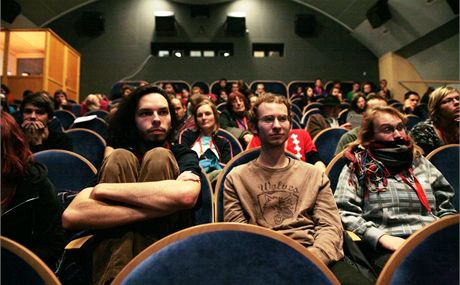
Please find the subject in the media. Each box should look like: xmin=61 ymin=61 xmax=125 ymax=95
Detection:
xmin=65 ymin=128 xmax=107 ymax=170
xmin=70 ymin=116 xmax=109 ymax=140
xmin=313 ymin=127 xmax=348 ymax=166
xmin=53 ymin=110 xmax=76 ymax=130
xmin=84 ymin=109 xmax=109 ymax=119
xmin=34 ymin=149 xmax=97 ymax=193
xmin=325 ymin=151 xmax=348 ymax=194
xmin=376 ymin=215 xmax=459 ymax=285
xmin=192 ymin=81 xmax=210 ymax=94
xmin=405 ymin=114 xmax=422 ymax=131
xmin=249 ymin=80 xmax=288 ymax=97
xmin=426 ymin=144 xmax=460 ymax=211
xmin=300 ymin=107 xmax=321 ymax=128
xmin=112 ymin=223 xmax=339 ymax=285
xmin=1 ymin=236 xmax=61 ymax=285
xmin=216 ymin=128 xmax=243 ymax=156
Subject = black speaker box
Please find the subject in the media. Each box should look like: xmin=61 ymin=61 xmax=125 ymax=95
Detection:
xmin=1 ymin=0 xmax=22 ymax=24
xmin=155 ymin=16 xmax=175 ymax=32
xmin=76 ymin=12 xmax=105 ymax=36
xmin=226 ymin=16 xmax=245 ymax=36
xmin=366 ymin=0 xmax=392 ymax=29
xmin=295 ymin=14 xmax=316 ymax=37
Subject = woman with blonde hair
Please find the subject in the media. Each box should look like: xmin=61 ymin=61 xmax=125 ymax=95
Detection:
xmin=334 ymin=106 xmax=456 ymax=275
xmin=410 ymin=86 xmax=459 ymax=154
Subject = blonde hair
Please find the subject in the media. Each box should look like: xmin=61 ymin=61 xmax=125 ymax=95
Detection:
xmin=428 ymin=86 xmax=459 ymax=125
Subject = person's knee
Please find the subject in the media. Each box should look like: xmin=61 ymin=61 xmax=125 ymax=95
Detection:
xmin=142 ymin=147 xmax=179 ymax=177
xmin=102 ymin=149 xmax=138 ymax=172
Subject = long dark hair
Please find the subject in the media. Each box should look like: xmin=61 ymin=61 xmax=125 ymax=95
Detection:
xmin=108 ymin=84 xmax=178 ymax=148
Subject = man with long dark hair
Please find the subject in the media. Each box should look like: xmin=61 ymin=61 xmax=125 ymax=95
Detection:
xmin=63 ymin=84 xmax=201 ymax=285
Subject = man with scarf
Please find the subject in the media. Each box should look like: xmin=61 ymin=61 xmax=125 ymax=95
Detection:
xmin=334 ymin=106 xmax=457 ymax=274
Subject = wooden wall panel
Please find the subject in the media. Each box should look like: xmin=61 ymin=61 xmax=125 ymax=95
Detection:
xmin=65 ymin=48 xmax=80 ymax=102
xmin=8 ymin=76 xmax=43 ymax=101
xmin=47 ymin=79 xmax=62 ymax=96
xmin=47 ymin=34 xmax=64 ymax=86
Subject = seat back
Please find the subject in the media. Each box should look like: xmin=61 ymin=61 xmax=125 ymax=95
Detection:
xmin=34 ymin=150 xmax=97 ymax=192
xmin=65 ymin=128 xmax=107 ymax=170
xmin=325 ymin=151 xmax=348 ymax=193
xmin=300 ymin=108 xmax=321 ymax=128
xmin=84 ymin=109 xmax=109 ymax=120
xmin=216 ymin=102 xmax=227 ymax=112
xmin=1 ymin=236 xmax=62 ymax=285
xmin=70 ymin=116 xmax=109 ymax=140
xmin=191 ymin=81 xmax=210 ymax=94
xmin=287 ymin=80 xmax=314 ymax=98
xmin=53 ymin=110 xmax=76 ymax=130
xmin=426 ymin=144 xmax=460 ymax=210
xmin=192 ymin=168 xmax=214 ymax=225
xmin=313 ymin=128 xmax=348 ymax=166
xmin=376 ymin=215 xmax=459 ymax=285
xmin=216 ymin=128 xmax=243 ymax=156
xmin=405 ymin=114 xmax=422 ymax=131
xmin=249 ymin=80 xmax=288 ymax=97
xmin=112 ymin=223 xmax=339 ymax=285
xmin=337 ymin=109 xmax=349 ymax=125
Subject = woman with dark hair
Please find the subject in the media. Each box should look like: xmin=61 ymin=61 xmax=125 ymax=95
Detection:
xmin=410 ymin=86 xmax=459 ymax=154
xmin=1 ymin=111 xmax=65 ymax=270
xmin=334 ymin=106 xmax=456 ymax=275
xmin=53 ymin=89 xmax=69 ymax=110
xmin=219 ymin=91 xmax=253 ymax=147
xmin=180 ymin=100 xmax=232 ymax=181
xmin=346 ymin=93 xmax=366 ymax=128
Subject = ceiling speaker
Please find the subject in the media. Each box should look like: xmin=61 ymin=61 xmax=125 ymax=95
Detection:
xmin=366 ymin=0 xmax=392 ymax=29
xmin=295 ymin=14 xmax=316 ymax=37
xmin=1 ymin=0 xmax=21 ymax=24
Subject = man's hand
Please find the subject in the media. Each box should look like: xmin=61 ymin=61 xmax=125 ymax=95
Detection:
xmin=21 ymin=120 xmax=48 ymax=145
xmin=177 ymin=171 xmax=200 ymax=183
xmin=378 ymin=234 xmax=405 ymax=251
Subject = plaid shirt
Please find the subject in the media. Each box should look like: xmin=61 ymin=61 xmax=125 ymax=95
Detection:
xmin=334 ymin=155 xmax=456 ymax=248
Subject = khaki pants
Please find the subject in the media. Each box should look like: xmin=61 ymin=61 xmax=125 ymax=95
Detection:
xmin=92 ymin=148 xmax=191 ymax=285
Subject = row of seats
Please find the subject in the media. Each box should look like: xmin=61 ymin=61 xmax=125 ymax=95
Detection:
xmin=110 ymin=80 xmax=357 ymax=99
xmin=3 ymin=213 xmax=458 ymax=284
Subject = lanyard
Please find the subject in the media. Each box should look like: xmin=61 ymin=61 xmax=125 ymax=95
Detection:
xmin=399 ymin=168 xmax=431 ymax=213
xmin=236 ymin=116 xmax=247 ymax=130
xmin=197 ymin=135 xmax=213 ymax=156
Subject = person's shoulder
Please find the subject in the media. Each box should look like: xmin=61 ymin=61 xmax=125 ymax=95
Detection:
xmin=226 ymin=161 xmax=253 ymax=177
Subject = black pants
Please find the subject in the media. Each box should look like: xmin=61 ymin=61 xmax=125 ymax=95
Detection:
xmin=330 ymin=257 xmax=375 ymax=285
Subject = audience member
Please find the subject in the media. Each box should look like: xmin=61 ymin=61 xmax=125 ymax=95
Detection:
xmin=306 ymin=95 xmax=351 ymax=139
xmin=224 ymin=94 xmax=373 ymax=285
xmin=346 ymin=82 xmax=361 ymax=101
xmin=248 ymin=94 xmax=258 ymax=108
xmin=180 ymin=100 xmax=231 ymax=182
xmin=346 ymin=93 xmax=366 ymax=128
xmin=334 ymin=106 xmax=456 ymax=274
xmin=216 ymin=89 xmax=229 ymax=104
xmin=410 ymin=86 xmax=459 ymax=155
xmin=335 ymin=94 xmax=387 ymax=155
xmin=219 ymin=91 xmax=253 ymax=147
xmin=53 ymin=89 xmax=70 ymax=110
xmin=19 ymin=93 xmax=72 ymax=153
xmin=1 ymin=111 xmax=65 ymax=270
xmin=62 ymin=84 xmax=201 ymax=285
xmin=329 ymin=86 xmax=344 ymax=102
xmin=361 ymin=82 xmax=373 ymax=96
xmin=402 ymin=91 xmax=420 ymax=114
xmin=80 ymin=93 xmax=102 ymax=116
xmin=255 ymin=83 xmax=266 ymax=97
xmin=170 ymin=97 xmax=187 ymax=135
xmin=378 ymin=79 xmax=392 ymax=100
xmin=313 ymin=78 xmax=326 ymax=98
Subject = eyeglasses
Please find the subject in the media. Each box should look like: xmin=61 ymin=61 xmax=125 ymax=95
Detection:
xmin=259 ymin=115 xmax=290 ymax=124
xmin=441 ymin=96 xmax=460 ymax=105
xmin=376 ymin=123 xmax=406 ymax=134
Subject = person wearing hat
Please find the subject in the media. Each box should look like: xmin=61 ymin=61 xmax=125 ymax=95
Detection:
xmin=306 ymin=95 xmax=351 ymax=139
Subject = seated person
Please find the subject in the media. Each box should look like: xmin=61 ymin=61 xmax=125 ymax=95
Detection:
xmin=19 ymin=92 xmax=72 ymax=153
xmin=1 ymin=111 xmax=65 ymax=270
xmin=247 ymin=128 xmax=326 ymax=170
xmin=334 ymin=106 xmax=456 ymax=274
xmin=410 ymin=86 xmax=459 ymax=155
xmin=335 ymin=94 xmax=387 ymax=155
xmin=180 ymin=100 xmax=232 ymax=182
xmin=224 ymin=94 xmax=373 ymax=285
xmin=219 ymin=91 xmax=253 ymax=147
xmin=306 ymin=95 xmax=351 ymax=139
xmin=54 ymin=89 xmax=72 ymax=111
xmin=62 ymin=85 xmax=201 ymax=285
xmin=346 ymin=93 xmax=366 ymax=128
xmin=80 ymin=93 xmax=103 ymax=116
xmin=402 ymin=91 xmax=420 ymax=114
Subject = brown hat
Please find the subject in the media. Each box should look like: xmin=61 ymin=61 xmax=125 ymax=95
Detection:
xmin=319 ymin=95 xmax=340 ymax=107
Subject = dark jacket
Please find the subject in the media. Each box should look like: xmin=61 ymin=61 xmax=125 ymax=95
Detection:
xmin=1 ymin=162 xmax=65 ymax=270
xmin=218 ymin=109 xmax=251 ymax=147
xmin=180 ymin=128 xmax=232 ymax=164
xmin=30 ymin=129 xmax=73 ymax=153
